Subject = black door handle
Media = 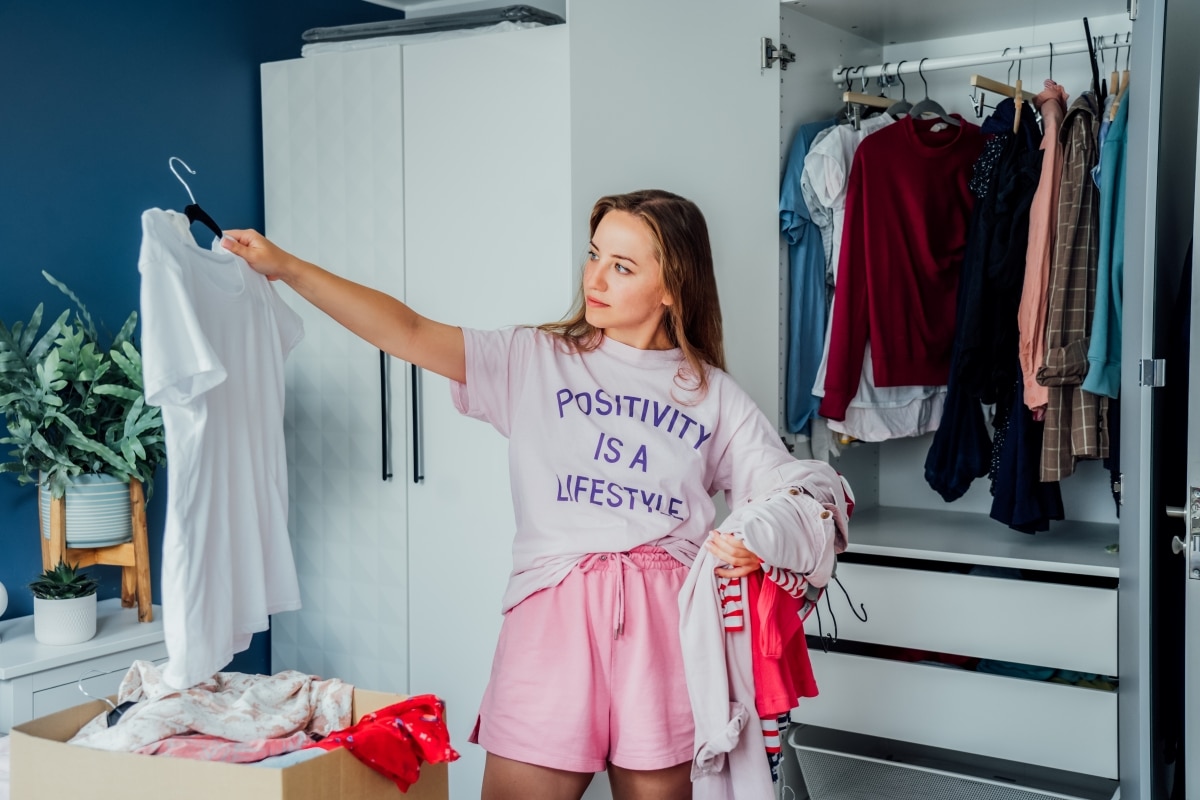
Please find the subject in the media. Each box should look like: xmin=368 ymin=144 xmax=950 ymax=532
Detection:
xmin=379 ymin=350 xmax=392 ymax=481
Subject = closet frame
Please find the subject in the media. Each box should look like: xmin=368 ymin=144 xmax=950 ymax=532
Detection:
xmin=766 ymin=2 xmax=1150 ymax=797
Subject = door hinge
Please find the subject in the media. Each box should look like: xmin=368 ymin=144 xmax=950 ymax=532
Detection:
xmin=1139 ymin=358 xmax=1165 ymax=387
xmin=761 ymin=37 xmax=796 ymax=71
xmin=1128 ymin=0 xmax=1138 ymax=21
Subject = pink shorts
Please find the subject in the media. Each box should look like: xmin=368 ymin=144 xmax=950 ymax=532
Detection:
xmin=470 ymin=546 xmax=694 ymax=773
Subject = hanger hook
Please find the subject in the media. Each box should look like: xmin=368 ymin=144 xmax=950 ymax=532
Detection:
xmin=1048 ymin=42 xmax=1054 ymax=82
xmin=836 ymin=65 xmax=852 ymax=91
xmin=1001 ymin=47 xmax=1013 ymax=84
xmin=168 ymin=156 xmax=198 ymax=206
xmin=878 ymin=61 xmax=890 ymax=91
xmin=77 ymin=669 xmax=119 ymax=713
xmin=1016 ymin=45 xmax=1023 ymax=82
xmin=895 ymin=60 xmax=908 ymax=100
xmin=918 ymin=57 xmax=930 ymax=99
xmin=1125 ymin=32 xmax=1131 ymax=70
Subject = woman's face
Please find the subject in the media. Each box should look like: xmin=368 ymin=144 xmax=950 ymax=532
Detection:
xmin=583 ymin=210 xmax=674 ymax=350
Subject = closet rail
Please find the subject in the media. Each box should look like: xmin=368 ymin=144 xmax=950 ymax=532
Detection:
xmin=831 ymin=38 xmax=1126 ymax=83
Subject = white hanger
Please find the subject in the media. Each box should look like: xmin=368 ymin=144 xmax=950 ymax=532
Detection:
xmin=168 ymin=156 xmax=199 ymax=205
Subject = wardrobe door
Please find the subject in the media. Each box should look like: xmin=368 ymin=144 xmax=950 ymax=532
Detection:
xmin=401 ymin=26 xmax=572 ymax=799
xmin=566 ymin=0 xmax=783 ymax=417
xmin=261 ymin=47 xmax=411 ymax=693
xmin=1184 ymin=56 xmax=1200 ymax=800
xmin=1122 ymin=0 xmax=1189 ymax=796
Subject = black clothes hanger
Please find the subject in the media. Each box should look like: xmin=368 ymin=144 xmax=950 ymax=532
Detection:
xmin=1083 ymin=17 xmax=1102 ymax=98
xmin=169 ymin=156 xmax=223 ymax=239
xmin=907 ymin=58 xmax=962 ymax=127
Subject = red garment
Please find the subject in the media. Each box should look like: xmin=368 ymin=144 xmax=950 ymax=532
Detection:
xmin=819 ymin=115 xmax=987 ymax=421
xmin=310 ymin=694 xmax=460 ymax=792
xmin=745 ymin=570 xmax=818 ymax=719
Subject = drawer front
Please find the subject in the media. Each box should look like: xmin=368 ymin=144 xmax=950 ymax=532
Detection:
xmin=31 ymin=654 xmax=168 ymax=721
xmin=30 ymin=643 xmax=168 ymax=692
xmin=806 ymin=562 xmax=1116 ymax=675
xmin=796 ymin=650 xmax=1118 ymax=779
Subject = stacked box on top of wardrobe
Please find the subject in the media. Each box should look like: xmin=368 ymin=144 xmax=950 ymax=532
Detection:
xmin=771 ymin=1 xmax=1130 ymax=798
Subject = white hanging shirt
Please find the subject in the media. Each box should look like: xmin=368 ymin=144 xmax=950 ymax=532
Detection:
xmin=139 ymin=208 xmax=304 ymax=690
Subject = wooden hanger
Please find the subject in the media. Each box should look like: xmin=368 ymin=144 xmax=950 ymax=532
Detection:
xmin=1009 ymin=47 xmax=1026 ymax=134
xmin=1110 ymin=70 xmax=1129 ymax=120
xmin=841 ymin=91 xmax=892 ymax=109
xmin=1012 ymin=77 xmax=1024 ymax=133
xmin=1111 ymin=33 xmax=1131 ymax=121
xmin=968 ymin=74 xmax=1036 ymax=103
xmin=169 ymin=156 xmax=223 ymax=239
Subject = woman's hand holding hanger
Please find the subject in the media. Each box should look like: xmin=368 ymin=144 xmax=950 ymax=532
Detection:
xmin=221 ymin=229 xmax=298 ymax=282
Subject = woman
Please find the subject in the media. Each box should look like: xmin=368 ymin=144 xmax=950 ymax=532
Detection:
xmin=223 ymin=189 xmax=799 ymax=800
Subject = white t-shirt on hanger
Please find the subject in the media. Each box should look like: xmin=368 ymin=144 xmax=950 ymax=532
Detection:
xmin=139 ymin=208 xmax=304 ymax=690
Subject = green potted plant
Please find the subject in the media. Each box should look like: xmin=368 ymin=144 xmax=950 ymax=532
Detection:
xmin=28 ymin=558 xmax=100 ymax=645
xmin=0 ymin=272 xmax=165 ymax=549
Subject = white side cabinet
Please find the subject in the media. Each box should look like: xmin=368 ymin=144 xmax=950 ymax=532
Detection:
xmin=0 ymin=599 xmax=166 ymax=733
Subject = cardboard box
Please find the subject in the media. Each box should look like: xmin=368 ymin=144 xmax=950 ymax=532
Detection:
xmin=9 ymin=688 xmax=449 ymax=800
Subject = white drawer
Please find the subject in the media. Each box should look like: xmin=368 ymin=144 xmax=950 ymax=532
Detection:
xmin=795 ymin=650 xmax=1118 ymax=779
xmin=806 ymin=562 xmax=1116 ymax=675
xmin=31 ymin=655 xmax=168 ymax=721
xmin=30 ymin=643 xmax=169 ymax=692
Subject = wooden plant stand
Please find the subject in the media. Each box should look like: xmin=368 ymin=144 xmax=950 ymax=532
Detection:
xmin=39 ymin=478 xmax=153 ymax=623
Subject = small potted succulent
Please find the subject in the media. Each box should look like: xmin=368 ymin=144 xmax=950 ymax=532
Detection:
xmin=29 ymin=558 xmax=100 ymax=645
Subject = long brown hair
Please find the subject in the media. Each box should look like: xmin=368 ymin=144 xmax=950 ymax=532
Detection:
xmin=539 ymin=189 xmax=726 ymax=398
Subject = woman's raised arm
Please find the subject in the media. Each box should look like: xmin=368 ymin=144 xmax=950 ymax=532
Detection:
xmin=222 ymin=229 xmax=466 ymax=384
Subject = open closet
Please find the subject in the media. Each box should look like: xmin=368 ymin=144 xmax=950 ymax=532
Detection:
xmin=771 ymin=3 xmax=1132 ymax=798
xmin=257 ymin=0 xmax=1186 ymax=797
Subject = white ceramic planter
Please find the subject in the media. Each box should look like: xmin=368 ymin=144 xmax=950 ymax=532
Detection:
xmin=39 ymin=473 xmax=132 ymax=548
xmin=33 ymin=593 xmax=97 ymax=645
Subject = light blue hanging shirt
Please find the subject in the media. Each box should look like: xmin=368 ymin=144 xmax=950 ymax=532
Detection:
xmin=780 ymin=116 xmax=838 ymax=434
xmin=1082 ymin=94 xmax=1128 ymax=398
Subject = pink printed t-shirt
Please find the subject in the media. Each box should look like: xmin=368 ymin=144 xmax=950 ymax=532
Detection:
xmin=451 ymin=327 xmax=795 ymax=613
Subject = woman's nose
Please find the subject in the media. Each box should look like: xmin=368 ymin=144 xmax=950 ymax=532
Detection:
xmin=586 ymin=266 xmax=606 ymax=292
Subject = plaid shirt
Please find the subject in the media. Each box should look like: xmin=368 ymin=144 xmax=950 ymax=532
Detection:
xmin=1036 ymin=92 xmax=1109 ymax=481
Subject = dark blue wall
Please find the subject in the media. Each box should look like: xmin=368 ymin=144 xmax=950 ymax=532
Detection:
xmin=0 ymin=1 xmax=400 ymax=674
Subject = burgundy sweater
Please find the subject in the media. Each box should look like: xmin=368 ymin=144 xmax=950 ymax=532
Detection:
xmin=819 ymin=114 xmax=986 ymax=422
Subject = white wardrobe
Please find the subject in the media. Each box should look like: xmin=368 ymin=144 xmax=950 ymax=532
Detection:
xmin=259 ymin=0 xmax=1178 ymax=797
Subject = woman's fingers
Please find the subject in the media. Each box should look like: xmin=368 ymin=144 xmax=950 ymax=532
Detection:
xmin=221 ymin=229 xmax=288 ymax=280
xmin=705 ymin=530 xmax=761 ymax=572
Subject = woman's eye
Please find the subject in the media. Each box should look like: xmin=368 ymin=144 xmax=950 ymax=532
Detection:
xmin=614 ymin=263 xmax=631 ymax=274
xmin=587 ymin=250 xmax=599 ymax=261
